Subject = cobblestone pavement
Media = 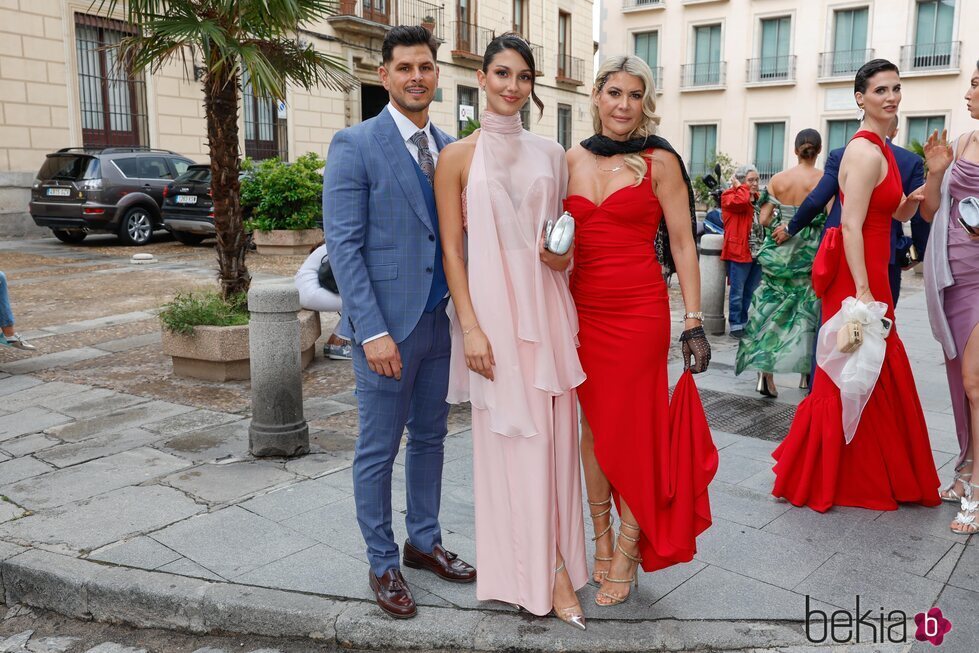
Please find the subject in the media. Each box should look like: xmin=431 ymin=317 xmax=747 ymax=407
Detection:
xmin=0 ymin=236 xmax=975 ymax=653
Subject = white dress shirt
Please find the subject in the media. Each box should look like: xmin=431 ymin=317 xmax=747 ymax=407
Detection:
xmin=386 ymin=103 xmax=440 ymax=167
xmin=362 ymin=105 xmax=441 ymax=346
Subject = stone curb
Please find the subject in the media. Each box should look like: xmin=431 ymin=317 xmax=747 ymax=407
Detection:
xmin=0 ymin=547 xmax=839 ymax=651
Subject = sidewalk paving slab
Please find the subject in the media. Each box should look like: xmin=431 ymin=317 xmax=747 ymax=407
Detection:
xmin=160 ymin=462 xmax=299 ymax=505
xmin=0 ymin=409 xmax=73 ymax=443
xmin=149 ymin=507 xmax=318 ymax=580
xmin=0 ymin=448 xmax=192 ymax=511
xmin=34 ymin=428 xmax=161 ymax=469
xmin=0 ymin=349 xmax=110 ymax=375
xmin=0 ymin=485 xmax=203 ymax=553
xmin=43 ymin=402 xmax=195 ymax=443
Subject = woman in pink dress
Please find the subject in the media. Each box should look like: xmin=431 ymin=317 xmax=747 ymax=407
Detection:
xmin=435 ymin=34 xmax=588 ymax=628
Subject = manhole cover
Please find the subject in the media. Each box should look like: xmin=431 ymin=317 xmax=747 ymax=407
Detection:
xmin=674 ymin=387 xmax=797 ymax=441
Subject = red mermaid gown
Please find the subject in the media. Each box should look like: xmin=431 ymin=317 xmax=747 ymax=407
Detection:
xmin=772 ymin=130 xmax=941 ymax=512
xmin=564 ymin=161 xmax=718 ymax=573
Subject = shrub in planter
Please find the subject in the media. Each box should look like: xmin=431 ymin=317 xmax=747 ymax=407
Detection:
xmin=159 ymin=291 xmax=249 ymax=334
xmin=241 ymin=153 xmax=325 ymax=254
xmin=159 ymin=290 xmax=320 ymax=381
xmin=241 ymin=152 xmax=325 ymax=231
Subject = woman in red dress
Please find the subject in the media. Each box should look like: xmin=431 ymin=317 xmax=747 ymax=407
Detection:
xmin=772 ymin=59 xmax=941 ymax=512
xmin=564 ymin=55 xmax=717 ymax=606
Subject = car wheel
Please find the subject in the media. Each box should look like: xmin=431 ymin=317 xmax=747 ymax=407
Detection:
xmin=51 ymin=228 xmax=87 ymax=244
xmin=118 ymin=207 xmax=154 ymax=246
xmin=172 ymin=231 xmax=206 ymax=246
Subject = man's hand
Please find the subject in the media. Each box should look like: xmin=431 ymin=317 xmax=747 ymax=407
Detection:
xmin=363 ymin=335 xmax=402 ymax=380
xmin=772 ymin=224 xmax=792 ymax=244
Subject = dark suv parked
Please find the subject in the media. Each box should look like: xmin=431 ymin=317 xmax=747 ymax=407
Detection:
xmin=161 ymin=164 xmax=214 ymax=245
xmin=29 ymin=147 xmax=195 ymax=245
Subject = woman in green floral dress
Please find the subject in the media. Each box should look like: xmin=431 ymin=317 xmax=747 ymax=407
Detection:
xmin=736 ymin=130 xmax=826 ymax=397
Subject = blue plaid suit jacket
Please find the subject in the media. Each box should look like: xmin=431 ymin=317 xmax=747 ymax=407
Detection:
xmin=323 ymin=109 xmax=454 ymax=345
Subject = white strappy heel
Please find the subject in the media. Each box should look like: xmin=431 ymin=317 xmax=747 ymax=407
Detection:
xmin=940 ymin=458 xmax=973 ymax=503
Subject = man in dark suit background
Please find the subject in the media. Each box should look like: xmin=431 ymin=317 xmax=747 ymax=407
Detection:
xmin=772 ymin=115 xmax=929 ymax=387
xmin=774 ymin=115 xmax=929 ymax=305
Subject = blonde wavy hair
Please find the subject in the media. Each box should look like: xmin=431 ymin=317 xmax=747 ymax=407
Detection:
xmin=590 ymin=55 xmax=662 ymax=185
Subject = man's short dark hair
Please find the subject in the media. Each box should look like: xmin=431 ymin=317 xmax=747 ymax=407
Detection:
xmin=854 ymin=58 xmax=899 ymax=94
xmin=382 ymin=26 xmax=439 ymax=64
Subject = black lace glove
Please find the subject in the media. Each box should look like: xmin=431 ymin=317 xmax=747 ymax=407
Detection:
xmin=679 ymin=325 xmax=711 ymax=373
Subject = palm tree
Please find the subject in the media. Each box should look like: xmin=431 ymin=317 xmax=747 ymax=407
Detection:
xmin=97 ymin=0 xmax=353 ymax=298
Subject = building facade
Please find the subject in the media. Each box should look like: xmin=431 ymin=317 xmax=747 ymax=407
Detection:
xmin=599 ymin=0 xmax=978 ymax=181
xmin=0 ymin=0 xmax=594 ymax=237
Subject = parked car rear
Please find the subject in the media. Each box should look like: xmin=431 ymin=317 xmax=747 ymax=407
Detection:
xmin=29 ymin=147 xmax=195 ymax=245
xmin=162 ymin=164 xmax=214 ymax=245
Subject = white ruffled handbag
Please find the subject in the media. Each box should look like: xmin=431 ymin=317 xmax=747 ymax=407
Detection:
xmin=816 ymin=297 xmax=890 ymax=444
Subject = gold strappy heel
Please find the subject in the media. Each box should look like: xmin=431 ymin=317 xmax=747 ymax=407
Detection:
xmin=595 ymin=520 xmax=642 ymax=607
xmin=588 ymin=497 xmax=614 ymax=583
xmin=551 ymin=562 xmax=586 ymax=630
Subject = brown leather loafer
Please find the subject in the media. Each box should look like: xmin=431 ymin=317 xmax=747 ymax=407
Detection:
xmin=403 ymin=541 xmax=476 ymax=583
xmin=369 ymin=568 xmax=417 ymax=619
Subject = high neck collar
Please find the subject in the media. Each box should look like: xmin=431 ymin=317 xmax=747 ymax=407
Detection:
xmin=481 ymin=111 xmax=523 ymax=135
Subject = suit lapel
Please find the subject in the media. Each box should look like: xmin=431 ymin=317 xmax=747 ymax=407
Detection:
xmin=373 ymin=110 xmax=433 ymax=232
xmin=430 ymin=124 xmax=453 ymax=152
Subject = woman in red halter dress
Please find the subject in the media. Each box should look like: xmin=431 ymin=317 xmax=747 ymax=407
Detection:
xmin=564 ymin=55 xmax=717 ymax=607
xmin=772 ymin=60 xmax=940 ymax=512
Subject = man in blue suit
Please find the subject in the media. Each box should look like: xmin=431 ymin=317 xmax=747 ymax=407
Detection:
xmin=773 ymin=116 xmax=929 ymax=386
xmin=323 ymin=26 xmax=475 ymax=620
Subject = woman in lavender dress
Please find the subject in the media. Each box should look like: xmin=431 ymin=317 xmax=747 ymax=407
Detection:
xmin=921 ymin=59 xmax=979 ymax=534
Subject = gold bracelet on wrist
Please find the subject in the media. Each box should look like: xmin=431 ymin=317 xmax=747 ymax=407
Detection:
xmin=463 ymin=324 xmax=479 ymax=336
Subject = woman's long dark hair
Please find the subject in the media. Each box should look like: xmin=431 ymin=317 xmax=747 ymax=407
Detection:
xmin=482 ymin=33 xmax=544 ymax=116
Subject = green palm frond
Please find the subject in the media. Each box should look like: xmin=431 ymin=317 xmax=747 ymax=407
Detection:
xmin=94 ymin=0 xmax=354 ymax=95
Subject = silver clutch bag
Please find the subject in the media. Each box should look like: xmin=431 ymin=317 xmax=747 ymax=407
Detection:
xmin=958 ymin=196 xmax=979 ymax=236
xmin=543 ymin=211 xmax=575 ymax=255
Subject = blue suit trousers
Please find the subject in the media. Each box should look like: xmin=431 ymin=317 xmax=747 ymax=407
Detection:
xmin=351 ymin=299 xmax=451 ymax=576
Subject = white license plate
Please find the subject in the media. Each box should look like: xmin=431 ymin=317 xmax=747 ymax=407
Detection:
xmin=175 ymin=195 xmax=198 ymax=205
xmin=46 ymin=188 xmax=71 ymax=197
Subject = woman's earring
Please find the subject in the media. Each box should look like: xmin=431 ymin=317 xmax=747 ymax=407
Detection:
xmin=857 ymin=106 xmax=865 ymax=121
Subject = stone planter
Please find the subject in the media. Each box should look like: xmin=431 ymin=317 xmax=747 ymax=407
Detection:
xmin=161 ymin=310 xmax=321 ymax=381
xmin=251 ymin=228 xmax=323 ymax=256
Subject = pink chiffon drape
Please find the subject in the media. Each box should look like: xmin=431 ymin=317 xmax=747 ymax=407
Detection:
xmin=445 ymin=111 xmax=587 ymax=615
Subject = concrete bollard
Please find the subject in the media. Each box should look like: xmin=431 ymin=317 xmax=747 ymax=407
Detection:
xmin=699 ymin=234 xmax=727 ymax=336
xmin=247 ymin=283 xmax=309 ymax=457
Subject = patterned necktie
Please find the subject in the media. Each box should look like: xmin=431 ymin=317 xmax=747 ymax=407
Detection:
xmin=410 ymin=130 xmax=435 ymax=186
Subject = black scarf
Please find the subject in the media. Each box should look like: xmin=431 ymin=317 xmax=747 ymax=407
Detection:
xmin=580 ymin=134 xmax=698 ymax=276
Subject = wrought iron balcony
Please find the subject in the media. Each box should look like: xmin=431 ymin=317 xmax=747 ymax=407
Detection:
xmin=450 ymin=21 xmax=494 ymax=62
xmin=818 ymin=48 xmax=874 ymax=79
xmin=331 ymin=0 xmax=444 ymax=40
xmin=680 ymin=61 xmax=726 ymax=89
xmin=651 ymin=66 xmax=663 ymax=93
xmin=900 ymin=41 xmax=961 ymax=73
xmin=528 ymin=41 xmax=545 ymax=76
xmin=556 ymin=54 xmax=585 ymax=85
xmin=745 ymin=55 xmax=797 ymax=84
xmin=756 ymin=162 xmax=783 ymax=183
xmin=623 ymin=0 xmax=665 ymax=10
